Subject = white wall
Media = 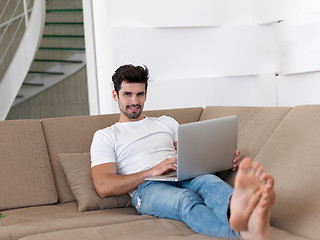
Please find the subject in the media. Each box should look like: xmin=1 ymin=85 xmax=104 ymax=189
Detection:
xmin=83 ymin=0 xmax=320 ymax=115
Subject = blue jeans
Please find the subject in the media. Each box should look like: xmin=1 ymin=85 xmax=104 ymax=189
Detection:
xmin=132 ymin=174 xmax=241 ymax=239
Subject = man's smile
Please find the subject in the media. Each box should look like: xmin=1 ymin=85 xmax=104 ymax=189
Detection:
xmin=127 ymin=105 xmax=141 ymax=111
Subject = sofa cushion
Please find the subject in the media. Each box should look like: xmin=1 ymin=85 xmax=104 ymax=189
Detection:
xmin=0 ymin=203 xmax=309 ymax=240
xmin=41 ymin=108 xmax=203 ymax=203
xmin=9 ymin=218 xmax=310 ymax=240
xmin=0 ymin=202 xmax=147 ymax=240
xmin=0 ymin=120 xmax=57 ymax=210
xmin=41 ymin=114 xmax=120 ymax=203
xmin=255 ymin=105 xmax=320 ymax=240
xmin=17 ymin=228 xmax=311 ymax=240
xmin=59 ymin=152 xmax=132 ymax=212
xmin=15 ymin=218 xmax=212 ymax=240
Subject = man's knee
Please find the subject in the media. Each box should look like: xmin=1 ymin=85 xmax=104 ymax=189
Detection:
xmin=178 ymin=189 xmax=203 ymax=214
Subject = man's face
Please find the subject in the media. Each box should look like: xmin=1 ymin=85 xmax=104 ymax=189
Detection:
xmin=113 ymin=81 xmax=147 ymax=122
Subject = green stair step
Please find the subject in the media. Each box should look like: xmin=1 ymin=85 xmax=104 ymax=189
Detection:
xmin=45 ymin=22 xmax=84 ymax=25
xmin=46 ymin=9 xmax=83 ymax=13
xmin=22 ymin=83 xmax=45 ymax=87
xmin=39 ymin=47 xmax=85 ymax=51
xmin=34 ymin=59 xmax=83 ymax=64
xmin=43 ymin=34 xmax=84 ymax=38
xmin=28 ymin=71 xmax=64 ymax=75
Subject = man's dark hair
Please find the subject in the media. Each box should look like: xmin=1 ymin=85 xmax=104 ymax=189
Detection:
xmin=112 ymin=64 xmax=149 ymax=95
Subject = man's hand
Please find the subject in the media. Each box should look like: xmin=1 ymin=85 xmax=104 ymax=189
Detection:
xmin=232 ymin=150 xmax=241 ymax=171
xmin=148 ymin=158 xmax=177 ymax=177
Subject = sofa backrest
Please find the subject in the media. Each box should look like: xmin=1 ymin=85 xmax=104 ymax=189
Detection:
xmin=144 ymin=108 xmax=203 ymax=124
xmin=199 ymin=106 xmax=292 ymax=185
xmin=0 ymin=120 xmax=58 ymax=210
xmin=254 ymin=105 xmax=320 ymax=240
xmin=41 ymin=107 xmax=203 ymax=203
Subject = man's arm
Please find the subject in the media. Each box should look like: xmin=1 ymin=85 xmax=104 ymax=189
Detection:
xmin=92 ymin=157 xmax=177 ymax=198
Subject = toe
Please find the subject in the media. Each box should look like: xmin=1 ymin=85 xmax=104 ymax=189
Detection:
xmin=256 ymin=166 xmax=264 ymax=177
xmin=239 ymin=157 xmax=252 ymax=172
xmin=252 ymin=161 xmax=260 ymax=173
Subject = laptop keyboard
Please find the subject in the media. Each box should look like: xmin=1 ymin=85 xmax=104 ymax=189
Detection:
xmin=163 ymin=171 xmax=177 ymax=179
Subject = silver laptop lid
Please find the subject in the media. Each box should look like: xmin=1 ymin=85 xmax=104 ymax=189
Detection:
xmin=177 ymin=115 xmax=238 ymax=181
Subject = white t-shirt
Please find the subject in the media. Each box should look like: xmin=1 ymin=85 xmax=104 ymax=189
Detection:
xmin=90 ymin=116 xmax=179 ymax=176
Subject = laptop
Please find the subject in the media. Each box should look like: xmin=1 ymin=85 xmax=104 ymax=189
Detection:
xmin=145 ymin=115 xmax=238 ymax=182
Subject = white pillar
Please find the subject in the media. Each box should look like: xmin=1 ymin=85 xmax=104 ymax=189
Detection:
xmin=82 ymin=0 xmax=115 ymax=115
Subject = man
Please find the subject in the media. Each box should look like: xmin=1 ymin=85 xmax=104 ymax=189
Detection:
xmin=91 ymin=64 xmax=275 ymax=240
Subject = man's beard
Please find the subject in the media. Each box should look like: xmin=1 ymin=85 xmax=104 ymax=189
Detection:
xmin=121 ymin=104 xmax=143 ymax=119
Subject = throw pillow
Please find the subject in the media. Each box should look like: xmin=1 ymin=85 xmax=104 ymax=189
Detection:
xmin=59 ymin=152 xmax=132 ymax=212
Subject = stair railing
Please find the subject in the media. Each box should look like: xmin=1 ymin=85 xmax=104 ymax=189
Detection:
xmin=0 ymin=0 xmax=45 ymax=120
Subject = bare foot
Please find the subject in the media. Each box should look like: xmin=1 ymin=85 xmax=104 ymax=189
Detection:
xmin=240 ymin=174 xmax=275 ymax=240
xmin=229 ymin=158 xmax=264 ymax=231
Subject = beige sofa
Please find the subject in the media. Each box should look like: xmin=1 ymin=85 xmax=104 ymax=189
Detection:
xmin=0 ymin=105 xmax=319 ymax=240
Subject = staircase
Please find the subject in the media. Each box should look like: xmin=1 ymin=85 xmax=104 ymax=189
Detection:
xmin=14 ymin=0 xmax=86 ymax=106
